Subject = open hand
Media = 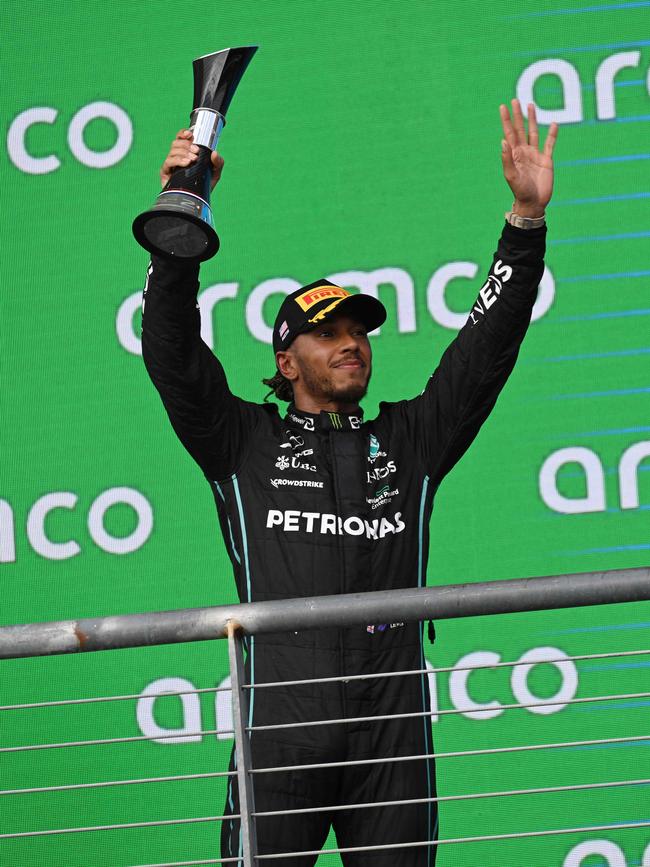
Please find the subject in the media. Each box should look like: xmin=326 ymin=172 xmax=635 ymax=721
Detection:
xmin=500 ymin=99 xmax=558 ymax=218
xmin=160 ymin=128 xmax=224 ymax=190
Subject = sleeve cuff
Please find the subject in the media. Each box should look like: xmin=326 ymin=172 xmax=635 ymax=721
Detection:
xmin=500 ymin=220 xmax=547 ymax=260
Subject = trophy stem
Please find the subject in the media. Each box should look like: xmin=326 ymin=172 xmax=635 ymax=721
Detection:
xmin=190 ymin=109 xmax=225 ymax=151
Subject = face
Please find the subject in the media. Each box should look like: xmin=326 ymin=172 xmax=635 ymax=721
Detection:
xmin=280 ymin=314 xmax=372 ymax=406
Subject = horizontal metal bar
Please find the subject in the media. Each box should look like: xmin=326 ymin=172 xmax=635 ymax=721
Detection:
xmin=0 ymin=684 xmax=232 ymax=713
xmin=3 ymin=647 xmax=647 ymax=713
xmin=0 ymin=728 xmax=234 ymax=755
xmin=5 ymin=687 xmax=645 ymax=754
xmin=255 ymin=820 xmax=650 ymax=859
xmin=241 ymin=647 xmax=650 ymax=691
xmin=3 ymin=739 xmax=648 ymax=792
xmin=248 ymin=689 xmax=650 ymax=733
xmin=0 ymin=814 xmax=234 ymax=840
xmin=252 ymin=733 xmax=650 ymax=775
xmin=129 ymin=860 xmax=242 ymax=866
xmin=0 ymin=769 xmax=235 ymax=797
xmin=1 ymin=566 xmax=648 ymax=659
xmin=254 ymin=776 xmax=650 ymax=818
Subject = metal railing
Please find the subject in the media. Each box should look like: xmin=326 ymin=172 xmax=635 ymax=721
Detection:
xmin=1 ymin=566 xmax=650 ymax=865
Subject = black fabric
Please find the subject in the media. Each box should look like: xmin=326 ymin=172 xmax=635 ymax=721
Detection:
xmin=222 ymin=643 xmax=437 ymax=864
xmin=141 ymin=221 xmax=546 ymax=863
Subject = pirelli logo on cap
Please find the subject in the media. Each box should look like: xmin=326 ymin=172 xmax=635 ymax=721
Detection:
xmin=295 ymin=285 xmax=350 ymax=312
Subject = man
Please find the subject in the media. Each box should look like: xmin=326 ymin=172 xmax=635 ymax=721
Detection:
xmin=141 ymin=100 xmax=557 ymax=864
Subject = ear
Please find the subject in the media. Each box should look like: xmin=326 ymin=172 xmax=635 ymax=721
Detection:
xmin=276 ymin=350 xmax=299 ymax=382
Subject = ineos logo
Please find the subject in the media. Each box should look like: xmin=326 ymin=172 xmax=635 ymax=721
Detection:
xmin=8 ymin=101 xmax=133 ymax=174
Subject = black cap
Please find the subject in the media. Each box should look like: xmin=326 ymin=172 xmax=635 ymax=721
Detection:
xmin=272 ymin=279 xmax=387 ymax=354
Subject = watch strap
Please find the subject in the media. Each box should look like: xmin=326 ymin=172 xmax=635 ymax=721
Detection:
xmin=505 ymin=210 xmax=546 ymax=230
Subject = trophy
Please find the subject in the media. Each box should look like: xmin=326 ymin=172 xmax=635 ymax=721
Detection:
xmin=133 ymin=46 xmax=257 ymax=261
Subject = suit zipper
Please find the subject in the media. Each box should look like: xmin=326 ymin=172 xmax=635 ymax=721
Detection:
xmin=328 ymin=430 xmax=347 ymax=719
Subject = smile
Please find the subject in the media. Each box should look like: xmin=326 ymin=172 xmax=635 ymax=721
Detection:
xmin=333 ymin=359 xmax=365 ymax=369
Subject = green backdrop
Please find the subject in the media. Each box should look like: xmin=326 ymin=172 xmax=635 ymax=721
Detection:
xmin=2 ymin=1 xmax=650 ymax=864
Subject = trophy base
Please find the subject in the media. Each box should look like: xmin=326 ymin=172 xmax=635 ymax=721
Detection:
xmin=132 ymin=191 xmax=220 ymax=261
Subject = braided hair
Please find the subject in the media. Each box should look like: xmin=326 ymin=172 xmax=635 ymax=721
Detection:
xmin=262 ymin=370 xmax=293 ymax=403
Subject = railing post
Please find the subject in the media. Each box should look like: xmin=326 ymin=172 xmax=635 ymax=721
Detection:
xmin=227 ymin=622 xmax=258 ymax=865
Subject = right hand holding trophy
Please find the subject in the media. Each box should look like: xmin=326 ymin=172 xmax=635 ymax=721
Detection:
xmin=133 ymin=46 xmax=257 ymax=262
xmin=160 ymin=131 xmax=224 ymax=193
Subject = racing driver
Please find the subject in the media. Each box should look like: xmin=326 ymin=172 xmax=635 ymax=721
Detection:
xmin=141 ymin=99 xmax=558 ymax=864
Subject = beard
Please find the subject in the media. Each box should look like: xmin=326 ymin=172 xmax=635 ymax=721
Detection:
xmin=298 ymin=359 xmax=371 ymax=405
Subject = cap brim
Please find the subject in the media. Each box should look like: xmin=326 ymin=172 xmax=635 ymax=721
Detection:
xmin=301 ymin=293 xmax=387 ymax=335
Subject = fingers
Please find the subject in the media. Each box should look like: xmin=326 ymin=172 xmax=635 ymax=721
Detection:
xmin=501 ymin=101 xmax=558 ymax=157
xmin=499 ymin=103 xmax=518 ymax=151
xmin=170 ymin=130 xmax=199 ymax=166
xmin=161 ymin=133 xmax=199 ymax=181
xmin=544 ymin=121 xmax=559 ymax=157
xmin=210 ymin=151 xmax=225 ymax=189
xmin=161 ymin=128 xmax=225 ymax=189
xmin=527 ymin=103 xmax=539 ymax=149
xmin=500 ymin=138 xmax=515 ymax=182
xmin=500 ymin=101 xmax=529 ymax=148
xmin=510 ymin=98 xmax=527 ymax=145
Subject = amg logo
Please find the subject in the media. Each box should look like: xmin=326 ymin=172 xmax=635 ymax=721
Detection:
xmin=266 ymin=509 xmax=405 ymax=539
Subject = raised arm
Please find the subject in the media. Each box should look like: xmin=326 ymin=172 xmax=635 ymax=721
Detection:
xmin=141 ymin=131 xmax=252 ymax=481
xmin=400 ymin=100 xmax=558 ymax=486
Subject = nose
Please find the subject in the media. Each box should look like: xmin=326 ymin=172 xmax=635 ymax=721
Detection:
xmin=340 ymin=331 xmax=361 ymax=351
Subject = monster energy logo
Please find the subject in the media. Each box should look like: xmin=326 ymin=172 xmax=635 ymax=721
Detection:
xmin=328 ymin=412 xmax=343 ymax=429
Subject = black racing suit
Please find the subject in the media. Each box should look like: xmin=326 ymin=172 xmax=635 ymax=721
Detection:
xmin=141 ymin=221 xmax=546 ymax=864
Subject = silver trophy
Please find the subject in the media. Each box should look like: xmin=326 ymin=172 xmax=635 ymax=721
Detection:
xmin=133 ymin=46 xmax=257 ymax=261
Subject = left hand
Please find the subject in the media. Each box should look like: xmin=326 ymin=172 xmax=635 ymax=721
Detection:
xmin=500 ymin=99 xmax=558 ymax=218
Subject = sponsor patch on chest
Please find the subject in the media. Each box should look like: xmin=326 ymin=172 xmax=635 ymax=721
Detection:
xmin=367 ymin=461 xmax=397 ymax=483
xmin=266 ymin=509 xmax=405 ymax=539
xmin=275 ymin=454 xmax=317 ymax=472
xmin=367 ymin=485 xmax=399 ymax=509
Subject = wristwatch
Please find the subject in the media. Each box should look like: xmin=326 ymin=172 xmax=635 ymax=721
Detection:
xmin=505 ymin=210 xmax=546 ymax=230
